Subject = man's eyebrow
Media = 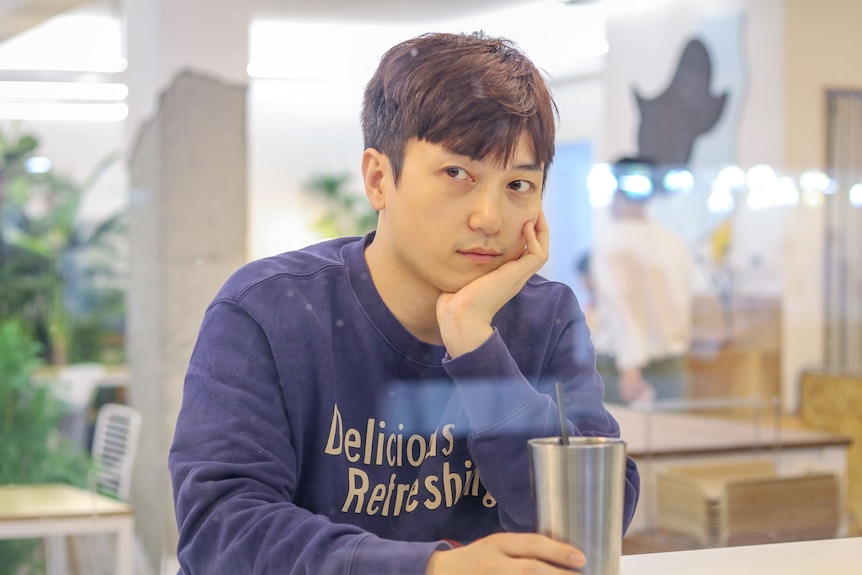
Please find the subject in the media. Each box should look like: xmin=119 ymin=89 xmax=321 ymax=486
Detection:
xmin=443 ymin=148 xmax=543 ymax=172
xmin=511 ymin=162 xmax=543 ymax=172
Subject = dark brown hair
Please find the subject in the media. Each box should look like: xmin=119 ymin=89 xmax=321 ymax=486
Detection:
xmin=361 ymin=32 xmax=558 ymax=185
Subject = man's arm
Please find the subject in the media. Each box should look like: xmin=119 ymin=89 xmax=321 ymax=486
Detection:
xmin=169 ymin=300 xmax=444 ymax=575
xmin=441 ymin=315 xmax=640 ymax=533
xmin=430 ymin=212 xmax=640 ymax=569
xmin=619 ymin=367 xmax=656 ymax=403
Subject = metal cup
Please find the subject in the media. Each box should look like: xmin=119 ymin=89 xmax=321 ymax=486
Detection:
xmin=529 ymin=436 xmax=627 ymax=575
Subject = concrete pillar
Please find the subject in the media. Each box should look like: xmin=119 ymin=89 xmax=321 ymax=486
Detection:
xmin=122 ymin=1 xmax=250 ymax=568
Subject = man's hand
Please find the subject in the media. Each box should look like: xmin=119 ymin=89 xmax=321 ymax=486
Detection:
xmin=437 ymin=212 xmax=549 ymax=357
xmin=619 ymin=367 xmax=655 ymax=403
xmin=425 ymin=532 xmax=585 ymax=575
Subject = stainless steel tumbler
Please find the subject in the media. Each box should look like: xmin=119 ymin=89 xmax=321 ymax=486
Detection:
xmin=528 ymin=436 xmax=627 ymax=575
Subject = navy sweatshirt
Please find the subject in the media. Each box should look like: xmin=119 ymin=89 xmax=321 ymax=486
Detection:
xmin=169 ymin=233 xmax=640 ymax=575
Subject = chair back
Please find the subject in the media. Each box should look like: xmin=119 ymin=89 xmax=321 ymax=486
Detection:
xmin=91 ymin=403 xmax=142 ymax=501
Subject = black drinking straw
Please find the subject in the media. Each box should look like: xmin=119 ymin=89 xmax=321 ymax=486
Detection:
xmin=555 ymin=381 xmax=570 ymax=445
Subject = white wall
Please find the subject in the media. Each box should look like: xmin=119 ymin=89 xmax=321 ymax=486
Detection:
xmin=248 ymin=78 xmax=365 ymax=258
xmin=601 ymin=0 xmax=784 ymax=167
xmin=597 ymin=0 xmax=787 ymax=298
xmin=555 ymin=75 xmax=605 ymax=146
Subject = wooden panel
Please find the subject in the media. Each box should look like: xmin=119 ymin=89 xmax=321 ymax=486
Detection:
xmin=801 ymin=371 xmax=862 ymax=536
xmin=686 ymin=296 xmax=782 ymax=416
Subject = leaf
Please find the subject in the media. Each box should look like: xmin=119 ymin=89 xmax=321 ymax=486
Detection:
xmin=303 ymin=172 xmax=377 ymax=237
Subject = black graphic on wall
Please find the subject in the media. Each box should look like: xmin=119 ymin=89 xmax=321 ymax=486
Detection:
xmin=634 ymin=38 xmax=728 ymax=167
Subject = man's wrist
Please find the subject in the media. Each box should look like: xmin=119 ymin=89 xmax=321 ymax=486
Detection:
xmin=441 ymin=324 xmax=494 ymax=358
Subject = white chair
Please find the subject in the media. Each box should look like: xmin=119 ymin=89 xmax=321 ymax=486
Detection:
xmin=90 ymin=402 xmax=142 ymax=501
xmin=47 ymin=403 xmax=141 ymax=574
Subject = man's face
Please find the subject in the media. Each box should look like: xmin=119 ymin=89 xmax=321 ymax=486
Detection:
xmin=372 ymin=132 xmax=545 ymax=296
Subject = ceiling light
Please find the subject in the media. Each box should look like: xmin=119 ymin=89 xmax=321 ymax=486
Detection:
xmin=587 ymin=163 xmax=617 ymax=208
xmin=850 ymin=184 xmax=862 ymax=208
xmin=799 ymin=169 xmax=836 ymax=195
xmin=25 ymin=157 xmax=52 ymax=173
xmin=0 ymin=81 xmax=128 ymax=102
xmin=0 ymin=102 xmax=128 ymax=122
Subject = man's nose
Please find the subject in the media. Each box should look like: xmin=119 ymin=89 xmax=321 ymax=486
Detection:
xmin=467 ymin=186 xmax=503 ymax=235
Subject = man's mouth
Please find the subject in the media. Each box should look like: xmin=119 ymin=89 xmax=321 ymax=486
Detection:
xmin=459 ymin=248 xmax=501 ymax=262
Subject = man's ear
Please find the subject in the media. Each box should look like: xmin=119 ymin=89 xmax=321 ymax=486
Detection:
xmin=362 ymin=148 xmax=391 ymax=212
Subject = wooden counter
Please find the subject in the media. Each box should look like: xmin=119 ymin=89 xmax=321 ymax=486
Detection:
xmin=607 ymin=404 xmax=852 ymax=535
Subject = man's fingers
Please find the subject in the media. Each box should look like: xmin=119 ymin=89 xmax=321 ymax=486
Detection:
xmin=532 ymin=210 xmax=550 ymax=252
xmin=524 ymin=213 xmax=549 ymax=256
xmin=426 ymin=532 xmax=586 ymax=575
xmin=490 ymin=533 xmax=586 ymax=569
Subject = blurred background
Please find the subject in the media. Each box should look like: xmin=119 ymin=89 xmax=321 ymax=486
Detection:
xmin=1 ymin=0 xmax=860 ymax=573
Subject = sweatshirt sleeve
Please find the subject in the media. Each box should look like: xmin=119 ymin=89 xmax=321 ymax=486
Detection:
xmin=441 ymin=311 xmax=640 ymax=535
xmin=168 ymin=300 xmax=448 ymax=575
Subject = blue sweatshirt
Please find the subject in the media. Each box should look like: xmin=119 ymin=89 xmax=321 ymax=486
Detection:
xmin=169 ymin=233 xmax=640 ymax=575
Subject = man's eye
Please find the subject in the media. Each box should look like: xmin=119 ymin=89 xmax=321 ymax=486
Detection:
xmin=509 ymin=180 xmax=534 ymax=193
xmin=445 ymin=167 xmax=470 ymax=180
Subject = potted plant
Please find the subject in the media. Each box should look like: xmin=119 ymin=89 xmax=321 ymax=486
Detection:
xmin=0 ymin=319 xmax=91 ymax=574
xmin=0 ymin=125 xmax=126 ymax=366
xmin=1 ymin=125 xmax=124 ymax=573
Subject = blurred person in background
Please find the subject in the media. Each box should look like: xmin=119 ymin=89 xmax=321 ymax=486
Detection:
xmin=589 ymin=157 xmax=694 ymax=405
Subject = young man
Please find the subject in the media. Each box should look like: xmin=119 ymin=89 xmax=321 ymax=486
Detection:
xmin=590 ymin=158 xmax=694 ymax=404
xmin=170 ymin=32 xmax=640 ymax=575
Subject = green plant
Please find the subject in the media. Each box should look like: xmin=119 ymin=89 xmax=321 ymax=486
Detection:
xmin=303 ymin=172 xmax=377 ymax=238
xmin=0 ymin=319 xmax=92 ymax=574
xmin=0 ymin=126 xmax=126 ymax=365
xmin=0 ymin=127 xmax=38 ymax=203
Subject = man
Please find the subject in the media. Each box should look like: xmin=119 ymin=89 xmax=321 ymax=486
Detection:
xmin=590 ymin=158 xmax=694 ymax=404
xmin=170 ymin=32 xmax=639 ymax=575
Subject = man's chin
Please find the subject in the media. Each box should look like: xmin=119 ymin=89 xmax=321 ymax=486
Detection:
xmin=435 ymin=271 xmax=492 ymax=294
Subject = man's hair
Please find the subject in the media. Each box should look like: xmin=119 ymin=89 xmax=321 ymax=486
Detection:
xmin=611 ymin=156 xmax=656 ymax=173
xmin=610 ymin=156 xmax=658 ymax=202
xmin=361 ymin=32 xmax=558 ymax=185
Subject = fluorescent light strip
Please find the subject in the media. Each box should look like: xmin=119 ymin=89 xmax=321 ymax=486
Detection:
xmin=0 ymin=102 xmax=128 ymax=122
xmin=0 ymin=58 xmax=128 ymax=74
xmin=0 ymin=81 xmax=128 ymax=102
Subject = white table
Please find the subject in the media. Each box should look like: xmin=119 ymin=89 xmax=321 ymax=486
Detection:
xmin=0 ymin=483 xmax=134 ymax=575
xmin=620 ymin=536 xmax=861 ymax=574
xmin=607 ymin=404 xmax=852 ymax=533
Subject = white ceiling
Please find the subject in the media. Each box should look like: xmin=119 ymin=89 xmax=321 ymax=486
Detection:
xmin=0 ymin=0 xmax=92 ymax=41
xmin=252 ymin=0 xmax=545 ymax=23
xmin=0 ymin=0 xmax=552 ymax=42
xmin=0 ymin=0 xmax=607 ymax=86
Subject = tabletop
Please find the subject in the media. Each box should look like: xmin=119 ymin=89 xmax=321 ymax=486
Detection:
xmin=0 ymin=483 xmax=131 ymax=521
xmin=620 ymin=536 xmax=861 ymax=575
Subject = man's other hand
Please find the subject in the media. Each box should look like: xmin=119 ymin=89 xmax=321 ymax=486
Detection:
xmin=425 ymin=532 xmax=585 ymax=575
